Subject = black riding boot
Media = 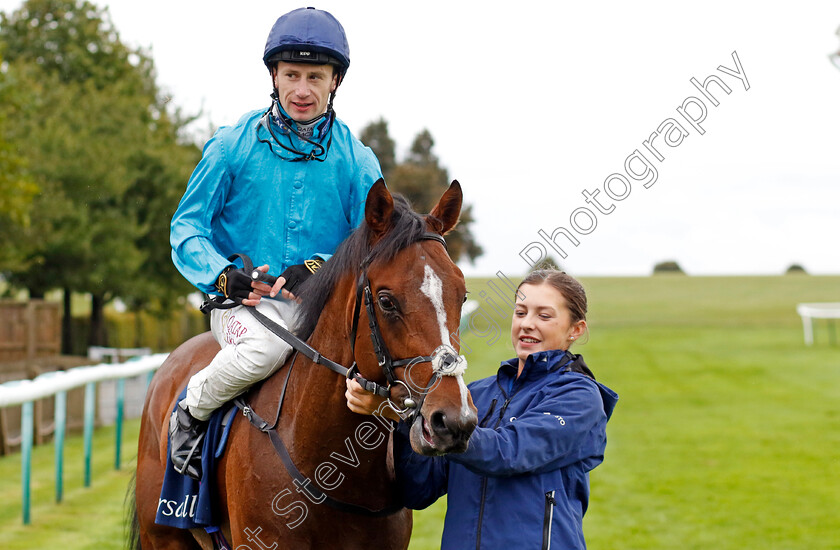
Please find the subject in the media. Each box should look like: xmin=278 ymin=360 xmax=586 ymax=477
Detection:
xmin=169 ymin=400 xmax=207 ymax=480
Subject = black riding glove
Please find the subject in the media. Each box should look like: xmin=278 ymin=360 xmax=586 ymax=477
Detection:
xmin=279 ymin=259 xmax=323 ymax=295
xmin=215 ymin=265 xmax=253 ymax=302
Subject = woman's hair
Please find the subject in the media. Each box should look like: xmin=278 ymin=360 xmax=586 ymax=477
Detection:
xmin=517 ymin=270 xmax=588 ymax=322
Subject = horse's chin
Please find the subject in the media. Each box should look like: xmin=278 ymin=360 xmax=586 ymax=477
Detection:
xmin=408 ymin=415 xmax=468 ymax=456
xmin=409 ymin=415 xmax=444 ymax=456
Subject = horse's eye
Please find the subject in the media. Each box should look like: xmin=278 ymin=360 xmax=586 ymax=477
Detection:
xmin=462 ymin=294 xmax=468 ymax=304
xmin=378 ymin=293 xmax=397 ymax=312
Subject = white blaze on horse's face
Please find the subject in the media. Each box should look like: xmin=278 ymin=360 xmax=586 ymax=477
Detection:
xmin=420 ymin=264 xmax=471 ymax=420
xmin=420 ymin=264 xmax=449 ymax=345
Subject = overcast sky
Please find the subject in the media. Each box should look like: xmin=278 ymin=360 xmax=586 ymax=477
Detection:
xmin=3 ymin=0 xmax=839 ymax=277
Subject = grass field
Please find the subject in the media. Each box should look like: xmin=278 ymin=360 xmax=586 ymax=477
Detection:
xmin=1 ymin=275 xmax=838 ymax=549
xmin=0 ymin=420 xmax=141 ymax=549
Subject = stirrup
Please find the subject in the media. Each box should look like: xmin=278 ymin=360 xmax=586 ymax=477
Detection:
xmin=173 ymin=435 xmax=205 ymax=479
xmin=170 ymin=405 xmax=206 ymax=480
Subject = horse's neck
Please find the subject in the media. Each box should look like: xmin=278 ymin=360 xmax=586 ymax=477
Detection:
xmin=251 ymin=276 xmax=397 ymax=504
xmin=251 ymin=315 xmax=359 ymax=439
xmin=289 ymin=274 xmax=358 ymax=424
xmin=287 ymin=286 xmax=381 ymax=443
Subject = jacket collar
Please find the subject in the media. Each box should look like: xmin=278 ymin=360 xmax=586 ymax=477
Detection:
xmin=255 ymin=103 xmax=334 ymax=161
xmin=499 ymin=349 xmax=576 ymax=383
xmin=266 ymin=101 xmax=332 ymax=139
xmin=498 ymin=350 xmax=617 ymax=419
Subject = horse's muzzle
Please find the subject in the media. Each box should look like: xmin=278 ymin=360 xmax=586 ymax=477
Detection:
xmin=410 ymin=406 xmax=477 ymax=456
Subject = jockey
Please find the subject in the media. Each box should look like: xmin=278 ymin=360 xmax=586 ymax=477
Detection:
xmin=168 ymin=7 xmax=382 ymax=479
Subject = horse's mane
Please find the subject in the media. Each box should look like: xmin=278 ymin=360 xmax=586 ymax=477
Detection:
xmin=293 ymin=194 xmax=427 ymax=341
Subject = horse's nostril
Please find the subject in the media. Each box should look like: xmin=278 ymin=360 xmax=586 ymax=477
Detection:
xmin=430 ymin=411 xmax=449 ymax=434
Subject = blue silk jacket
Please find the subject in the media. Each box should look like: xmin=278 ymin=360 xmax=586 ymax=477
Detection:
xmin=170 ymin=107 xmax=382 ymax=294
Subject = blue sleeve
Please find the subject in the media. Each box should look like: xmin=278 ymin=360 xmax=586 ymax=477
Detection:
xmin=449 ymin=376 xmax=607 ymax=477
xmin=170 ymin=133 xmax=233 ymax=294
xmin=393 ymin=422 xmax=449 ymax=509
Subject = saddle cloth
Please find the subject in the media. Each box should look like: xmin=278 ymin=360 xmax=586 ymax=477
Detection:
xmin=155 ymin=387 xmax=238 ymax=529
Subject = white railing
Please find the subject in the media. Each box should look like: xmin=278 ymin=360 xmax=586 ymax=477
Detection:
xmin=796 ymin=302 xmax=840 ymax=346
xmin=0 ymin=353 xmax=168 ymax=524
xmin=87 ymin=345 xmax=152 ymax=364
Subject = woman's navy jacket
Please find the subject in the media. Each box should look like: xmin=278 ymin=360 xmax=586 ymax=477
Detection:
xmin=395 ymin=349 xmax=618 ymax=549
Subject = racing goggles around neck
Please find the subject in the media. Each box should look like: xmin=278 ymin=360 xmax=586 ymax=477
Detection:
xmin=257 ymin=98 xmax=335 ymax=162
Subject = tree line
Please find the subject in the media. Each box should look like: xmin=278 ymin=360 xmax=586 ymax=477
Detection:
xmin=0 ymin=0 xmax=481 ymax=353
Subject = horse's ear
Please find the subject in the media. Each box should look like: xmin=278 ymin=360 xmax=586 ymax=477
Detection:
xmin=365 ymin=179 xmax=394 ymax=238
xmin=429 ymin=180 xmax=463 ymax=235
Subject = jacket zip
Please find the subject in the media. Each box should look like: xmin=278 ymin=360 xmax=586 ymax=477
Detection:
xmin=476 ymin=478 xmax=488 ymax=549
xmin=477 ymin=399 xmax=497 ymax=429
xmin=476 ymin=396 xmax=512 ymax=550
xmin=542 ymin=490 xmax=557 ymax=550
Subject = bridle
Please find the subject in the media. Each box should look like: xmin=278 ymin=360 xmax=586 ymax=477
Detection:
xmin=346 ymin=231 xmax=464 ymax=420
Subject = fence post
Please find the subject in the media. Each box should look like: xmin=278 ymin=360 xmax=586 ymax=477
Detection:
xmin=21 ymin=400 xmax=33 ymax=525
xmin=26 ymin=301 xmax=37 ymax=362
xmin=83 ymin=382 xmax=95 ymax=487
xmin=54 ymin=390 xmax=67 ymax=503
xmin=114 ymin=378 xmax=125 ymax=470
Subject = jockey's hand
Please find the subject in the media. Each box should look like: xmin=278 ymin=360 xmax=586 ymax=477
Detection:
xmin=216 ymin=265 xmax=254 ymax=303
xmin=244 ymin=265 xmax=275 ymax=306
xmin=345 ymin=379 xmax=400 ymax=421
xmin=272 ymin=259 xmax=323 ymax=300
xmin=217 ymin=265 xmax=275 ymax=307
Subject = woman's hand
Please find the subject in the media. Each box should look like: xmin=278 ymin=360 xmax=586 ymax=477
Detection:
xmin=345 ymin=379 xmax=401 ymax=421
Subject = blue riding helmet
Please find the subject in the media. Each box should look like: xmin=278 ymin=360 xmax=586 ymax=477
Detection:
xmin=263 ymin=7 xmax=350 ymax=75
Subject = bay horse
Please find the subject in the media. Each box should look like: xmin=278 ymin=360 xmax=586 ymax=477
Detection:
xmin=131 ymin=181 xmax=478 ymax=549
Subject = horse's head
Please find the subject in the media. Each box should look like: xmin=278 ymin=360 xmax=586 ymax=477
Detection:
xmin=359 ymin=180 xmax=478 ymax=455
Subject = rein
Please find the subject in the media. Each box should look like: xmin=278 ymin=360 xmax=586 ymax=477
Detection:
xmin=246 ymin=304 xmax=393 ymax=398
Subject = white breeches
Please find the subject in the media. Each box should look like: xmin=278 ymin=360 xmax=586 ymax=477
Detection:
xmin=184 ymin=298 xmax=297 ymax=421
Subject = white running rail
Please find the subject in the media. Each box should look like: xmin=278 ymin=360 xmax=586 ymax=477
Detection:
xmin=796 ymin=303 xmax=840 ymax=346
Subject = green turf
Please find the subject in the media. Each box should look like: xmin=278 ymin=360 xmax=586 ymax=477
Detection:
xmin=578 ymin=276 xmax=840 ymax=550
xmin=1 ymin=275 xmax=839 ymax=549
xmin=0 ymin=420 xmax=141 ymax=550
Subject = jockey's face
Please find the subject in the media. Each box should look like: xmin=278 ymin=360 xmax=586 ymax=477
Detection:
xmin=272 ymin=61 xmax=338 ymax=122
